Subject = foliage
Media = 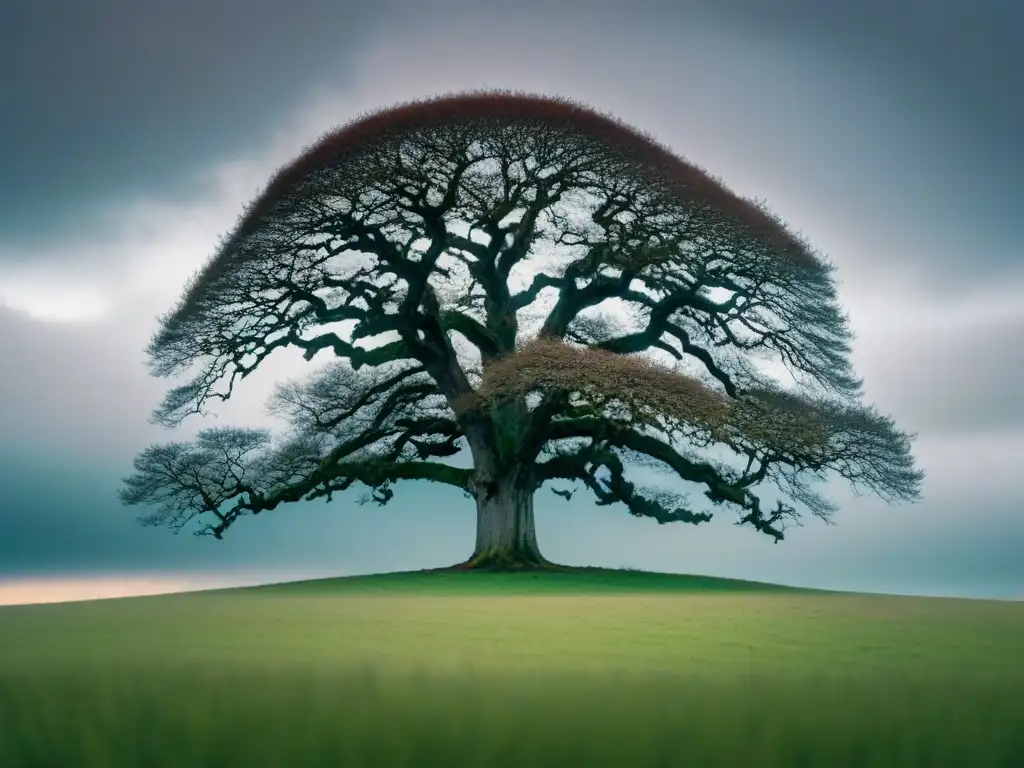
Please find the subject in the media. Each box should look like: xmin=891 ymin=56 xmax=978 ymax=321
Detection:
xmin=121 ymin=90 xmax=922 ymax=543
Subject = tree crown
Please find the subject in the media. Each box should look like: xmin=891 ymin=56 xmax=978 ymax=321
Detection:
xmin=125 ymin=90 xmax=921 ymax=543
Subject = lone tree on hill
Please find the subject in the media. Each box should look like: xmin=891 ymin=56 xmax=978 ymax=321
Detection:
xmin=120 ymin=91 xmax=923 ymax=570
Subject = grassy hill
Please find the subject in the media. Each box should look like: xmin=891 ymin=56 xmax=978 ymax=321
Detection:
xmin=1 ymin=567 xmax=1021 ymax=767
xmin=236 ymin=564 xmax=817 ymax=595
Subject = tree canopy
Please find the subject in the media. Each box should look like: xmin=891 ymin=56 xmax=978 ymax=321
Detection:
xmin=121 ymin=91 xmax=922 ymax=561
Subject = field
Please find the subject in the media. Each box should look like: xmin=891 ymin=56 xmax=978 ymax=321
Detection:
xmin=0 ymin=568 xmax=1022 ymax=766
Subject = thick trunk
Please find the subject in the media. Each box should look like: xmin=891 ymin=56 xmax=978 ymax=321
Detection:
xmin=459 ymin=471 xmax=549 ymax=570
xmin=449 ymin=400 xmax=558 ymax=571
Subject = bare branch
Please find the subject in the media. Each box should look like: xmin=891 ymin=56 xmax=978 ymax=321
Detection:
xmin=126 ymin=90 xmax=921 ymax=547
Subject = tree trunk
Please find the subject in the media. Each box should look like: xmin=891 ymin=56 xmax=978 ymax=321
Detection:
xmin=459 ymin=470 xmax=550 ymax=570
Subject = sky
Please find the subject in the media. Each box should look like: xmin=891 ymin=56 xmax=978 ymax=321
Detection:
xmin=1 ymin=0 xmax=1021 ymax=604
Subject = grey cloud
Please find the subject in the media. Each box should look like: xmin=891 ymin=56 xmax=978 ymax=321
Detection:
xmin=851 ymin=311 xmax=1024 ymax=436
xmin=0 ymin=306 xmax=165 ymax=456
xmin=698 ymin=0 xmax=1021 ymax=114
xmin=0 ymin=0 xmax=384 ymax=248
xmin=0 ymin=303 xmax=337 ymax=457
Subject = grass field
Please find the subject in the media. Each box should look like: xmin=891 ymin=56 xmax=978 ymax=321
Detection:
xmin=0 ymin=567 xmax=1022 ymax=767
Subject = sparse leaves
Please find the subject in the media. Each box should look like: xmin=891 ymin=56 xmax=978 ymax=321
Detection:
xmin=120 ymin=427 xmax=271 ymax=535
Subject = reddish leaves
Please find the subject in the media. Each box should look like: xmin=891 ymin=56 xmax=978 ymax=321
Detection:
xmin=238 ymin=90 xmax=822 ymax=267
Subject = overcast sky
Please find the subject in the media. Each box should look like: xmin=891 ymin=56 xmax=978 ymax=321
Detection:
xmin=1 ymin=0 xmax=1021 ymax=604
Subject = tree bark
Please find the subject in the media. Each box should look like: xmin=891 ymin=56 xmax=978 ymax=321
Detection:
xmin=457 ymin=470 xmax=550 ymax=570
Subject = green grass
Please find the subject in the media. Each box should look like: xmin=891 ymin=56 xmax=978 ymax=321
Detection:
xmin=242 ymin=564 xmax=814 ymax=595
xmin=1 ymin=567 xmax=1022 ymax=767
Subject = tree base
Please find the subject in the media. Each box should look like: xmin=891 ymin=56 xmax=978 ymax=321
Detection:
xmin=438 ymin=549 xmax=570 ymax=572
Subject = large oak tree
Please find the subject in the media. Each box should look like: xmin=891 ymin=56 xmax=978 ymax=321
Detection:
xmin=120 ymin=92 xmax=922 ymax=569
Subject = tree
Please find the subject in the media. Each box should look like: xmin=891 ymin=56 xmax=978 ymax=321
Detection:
xmin=120 ymin=91 xmax=923 ymax=570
